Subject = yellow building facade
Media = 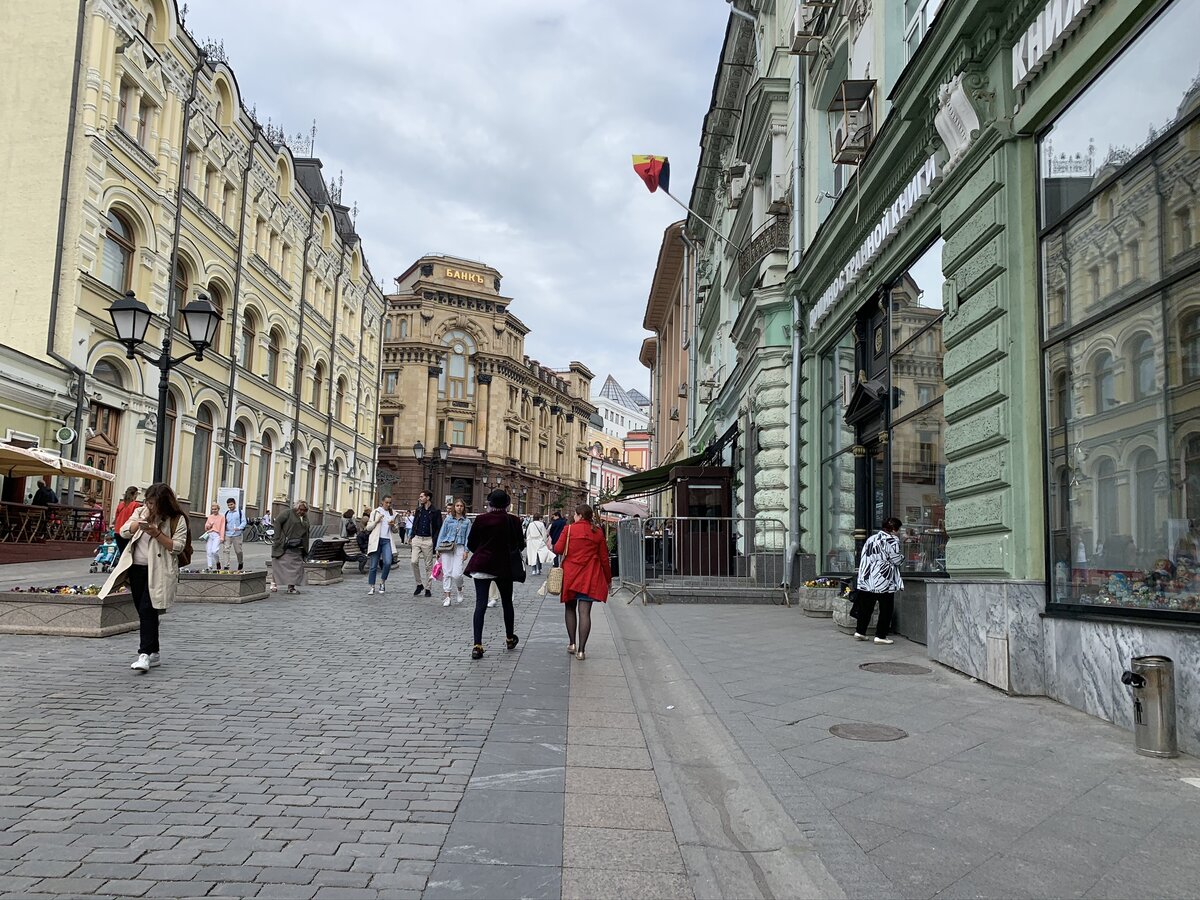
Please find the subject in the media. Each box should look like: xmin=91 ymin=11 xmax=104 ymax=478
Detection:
xmin=377 ymin=256 xmax=595 ymax=516
xmin=0 ymin=0 xmax=386 ymax=527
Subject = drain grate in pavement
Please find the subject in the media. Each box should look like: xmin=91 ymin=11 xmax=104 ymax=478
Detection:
xmin=860 ymin=661 xmax=932 ymax=676
xmin=829 ymin=723 xmax=909 ymax=742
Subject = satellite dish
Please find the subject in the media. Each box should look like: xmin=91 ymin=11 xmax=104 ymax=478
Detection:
xmin=55 ymin=426 xmax=76 ymax=445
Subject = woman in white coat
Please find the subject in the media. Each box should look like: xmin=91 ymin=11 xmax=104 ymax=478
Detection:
xmin=524 ymin=515 xmax=553 ymax=575
xmin=99 ymin=482 xmax=189 ymax=673
xmin=365 ymin=495 xmax=399 ymax=595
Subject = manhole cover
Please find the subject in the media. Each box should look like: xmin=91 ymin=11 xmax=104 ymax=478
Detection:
xmin=829 ymin=723 xmax=909 ymax=742
xmin=860 ymin=661 xmax=932 ymax=676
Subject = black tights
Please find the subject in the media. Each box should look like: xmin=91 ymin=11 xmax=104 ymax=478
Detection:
xmin=473 ymin=578 xmax=515 ymax=645
xmin=564 ymin=599 xmax=593 ymax=651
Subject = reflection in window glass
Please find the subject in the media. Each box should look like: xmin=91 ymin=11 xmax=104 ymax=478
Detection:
xmin=820 ymin=329 xmax=856 ymax=573
xmin=891 ymin=415 xmax=947 ymax=574
xmin=1039 ymin=0 xmax=1200 ymax=227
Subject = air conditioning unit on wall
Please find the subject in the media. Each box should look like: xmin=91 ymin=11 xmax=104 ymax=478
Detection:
xmin=830 ymin=81 xmax=876 ymax=166
xmin=789 ymin=4 xmax=825 ymax=55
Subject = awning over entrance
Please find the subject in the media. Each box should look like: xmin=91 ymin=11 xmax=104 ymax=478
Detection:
xmin=614 ymin=453 xmax=706 ymax=499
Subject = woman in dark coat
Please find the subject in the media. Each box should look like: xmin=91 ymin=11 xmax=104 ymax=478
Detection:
xmin=552 ymin=504 xmax=612 ymax=660
xmin=464 ymin=489 xmax=525 ymax=659
xmin=271 ymin=501 xmax=310 ymax=594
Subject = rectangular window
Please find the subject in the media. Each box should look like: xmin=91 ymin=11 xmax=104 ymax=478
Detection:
xmin=903 ymin=0 xmax=943 ymax=61
xmin=451 ymin=421 xmax=467 ymax=446
xmin=380 ymin=416 xmax=395 ymax=446
xmin=135 ymin=99 xmax=151 ymax=147
xmin=1039 ymin=0 xmax=1200 ymax=620
xmin=222 ymin=184 xmax=234 ymax=224
xmin=385 ymin=372 xmax=397 ymax=394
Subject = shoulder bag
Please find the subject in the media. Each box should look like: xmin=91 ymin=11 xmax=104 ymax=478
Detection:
xmin=508 ymin=516 xmax=527 ymax=582
xmin=545 ymin=526 xmax=570 ymax=595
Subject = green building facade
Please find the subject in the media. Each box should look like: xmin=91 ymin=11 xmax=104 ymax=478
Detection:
xmin=680 ymin=0 xmax=1198 ymax=754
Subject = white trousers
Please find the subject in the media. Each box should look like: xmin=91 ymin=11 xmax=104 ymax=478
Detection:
xmin=441 ymin=546 xmax=466 ymax=595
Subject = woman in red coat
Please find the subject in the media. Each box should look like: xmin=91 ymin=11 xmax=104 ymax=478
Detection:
xmin=552 ymin=504 xmax=612 ymax=660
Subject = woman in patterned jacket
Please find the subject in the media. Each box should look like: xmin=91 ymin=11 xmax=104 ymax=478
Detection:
xmin=854 ymin=516 xmax=904 ymax=645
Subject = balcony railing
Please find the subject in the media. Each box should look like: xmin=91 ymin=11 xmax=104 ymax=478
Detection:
xmin=737 ymin=217 xmax=789 ymax=282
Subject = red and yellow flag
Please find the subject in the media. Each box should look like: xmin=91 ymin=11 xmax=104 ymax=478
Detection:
xmin=632 ymin=155 xmax=670 ymax=194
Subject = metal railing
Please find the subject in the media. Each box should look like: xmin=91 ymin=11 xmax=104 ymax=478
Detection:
xmin=616 ymin=516 xmax=791 ymax=605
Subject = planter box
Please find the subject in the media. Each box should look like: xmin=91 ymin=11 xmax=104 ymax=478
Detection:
xmin=177 ymin=571 xmax=269 ymax=604
xmin=833 ymin=594 xmax=878 ymax=634
xmin=303 ymin=561 xmax=344 ymax=585
xmin=0 ymin=591 xmax=137 ymax=637
xmin=797 ymin=587 xmax=838 ymax=618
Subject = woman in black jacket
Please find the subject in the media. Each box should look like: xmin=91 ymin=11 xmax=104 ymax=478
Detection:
xmin=464 ymin=489 xmax=526 ymax=660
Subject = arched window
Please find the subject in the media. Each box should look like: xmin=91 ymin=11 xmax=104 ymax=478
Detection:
xmin=143 ymin=12 xmax=155 ymax=40
xmin=232 ymin=421 xmax=248 ymax=488
xmin=257 ymin=434 xmax=273 ymax=513
xmin=266 ymin=329 xmax=281 ymax=385
xmin=171 ymin=259 xmax=189 ymax=313
xmin=190 ymin=405 xmax=214 ymax=505
xmin=206 ymin=283 xmax=224 ymax=354
xmin=1186 ymin=436 xmax=1200 ymax=523
xmin=1182 ymin=313 xmax=1200 ymax=383
xmin=333 ymin=459 xmax=343 ymax=504
xmin=1134 ymin=449 xmax=1158 ymax=554
xmin=93 ymin=359 xmax=124 ymax=389
xmin=163 ymin=392 xmax=177 ymax=483
xmin=335 ymin=377 xmax=347 ymax=423
xmin=1052 ymin=370 xmax=1069 ymax=428
xmin=297 ymin=348 xmax=309 ymax=398
xmin=1132 ymin=335 xmax=1156 ymax=400
xmin=1096 ymin=459 xmax=1118 ymax=544
xmin=399 ymin=319 xmax=409 ymax=338
xmin=312 ymin=361 xmax=325 ymax=409
xmin=100 ymin=211 xmax=134 ymax=291
xmin=306 ymin=451 xmax=318 ymax=504
xmin=440 ymin=330 xmax=476 ymax=400
xmin=240 ymin=310 xmax=257 ymax=369
xmin=384 ymin=319 xmax=393 ymax=341
xmin=1093 ymin=352 xmax=1117 ymax=411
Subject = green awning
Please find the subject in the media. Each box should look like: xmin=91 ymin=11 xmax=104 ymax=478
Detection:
xmin=615 ymin=453 xmax=706 ymax=499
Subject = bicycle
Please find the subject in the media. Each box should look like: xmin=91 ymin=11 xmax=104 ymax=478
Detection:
xmin=244 ymin=518 xmax=265 ymax=543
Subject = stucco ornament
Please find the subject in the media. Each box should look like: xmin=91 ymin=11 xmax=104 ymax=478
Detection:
xmin=934 ymin=73 xmax=983 ymax=176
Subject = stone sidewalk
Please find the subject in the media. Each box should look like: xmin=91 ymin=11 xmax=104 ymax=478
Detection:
xmin=623 ymin=601 xmax=1200 ymax=899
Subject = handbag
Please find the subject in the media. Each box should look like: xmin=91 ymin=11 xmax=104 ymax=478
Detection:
xmin=546 ymin=527 xmax=570 ymax=595
xmin=431 ymin=559 xmax=443 ymax=580
xmin=509 ymin=548 xmax=527 ymax=583
xmin=436 ymin=540 xmax=457 ymax=554
xmin=285 ymin=538 xmax=303 ymax=550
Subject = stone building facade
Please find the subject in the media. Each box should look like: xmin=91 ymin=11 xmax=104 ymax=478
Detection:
xmin=376 ymin=256 xmax=595 ymax=516
xmin=0 ymin=0 xmax=386 ymax=528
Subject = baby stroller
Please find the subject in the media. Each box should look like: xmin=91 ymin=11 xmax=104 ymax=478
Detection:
xmin=352 ymin=529 xmax=370 ymax=573
xmin=90 ymin=533 xmax=118 ymax=574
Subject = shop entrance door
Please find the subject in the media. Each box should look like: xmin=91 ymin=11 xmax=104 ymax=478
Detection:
xmin=867 ymin=440 xmax=887 ymax=535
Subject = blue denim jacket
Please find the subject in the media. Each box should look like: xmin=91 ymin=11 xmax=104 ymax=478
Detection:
xmin=437 ymin=516 xmax=471 ymax=547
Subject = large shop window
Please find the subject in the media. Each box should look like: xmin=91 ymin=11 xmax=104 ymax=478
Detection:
xmin=820 ymin=331 xmax=857 ymax=574
xmin=1040 ymin=0 xmax=1200 ymax=617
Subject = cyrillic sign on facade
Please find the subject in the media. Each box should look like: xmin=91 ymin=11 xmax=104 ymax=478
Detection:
xmin=807 ymin=154 xmax=941 ymax=333
xmin=1012 ymin=0 xmax=1101 ymax=91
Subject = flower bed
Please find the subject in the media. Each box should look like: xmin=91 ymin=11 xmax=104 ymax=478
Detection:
xmin=797 ymin=586 xmax=839 ymax=618
xmin=0 ymin=584 xmax=136 ymax=637
xmin=302 ymin=560 xmax=345 ymax=585
xmin=177 ymin=570 xmax=269 ymax=604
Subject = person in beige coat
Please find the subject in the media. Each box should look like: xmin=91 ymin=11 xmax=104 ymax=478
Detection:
xmin=99 ymin=482 xmax=189 ymax=674
xmin=365 ymin=495 xmax=399 ymax=595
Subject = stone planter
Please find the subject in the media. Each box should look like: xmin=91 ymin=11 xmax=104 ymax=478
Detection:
xmin=797 ymin=587 xmax=839 ymax=618
xmin=0 ymin=590 xmax=137 ymax=637
xmin=833 ymin=594 xmax=878 ymax=634
xmin=303 ymin=561 xmax=345 ymax=585
xmin=177 ymin=571 xmax=269 ymax=604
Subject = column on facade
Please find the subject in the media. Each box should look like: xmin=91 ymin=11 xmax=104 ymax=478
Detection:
xmin=546 ymin=406 xmax=558 ymax=476
xmin=425 ymin=366 xmax=441 ymax=448
xmin=476 ymin=373 xmax=492 ymax=451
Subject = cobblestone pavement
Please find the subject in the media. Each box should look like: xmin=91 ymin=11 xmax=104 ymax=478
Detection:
xmin=0 ymin=566 xmax=548 ymax=899
xmin=4 ymin=561 xmax=1200 ymax=899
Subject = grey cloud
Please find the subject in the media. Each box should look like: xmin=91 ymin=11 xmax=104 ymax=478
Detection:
xmin=187 ymin=0 xmax=727 ymax=392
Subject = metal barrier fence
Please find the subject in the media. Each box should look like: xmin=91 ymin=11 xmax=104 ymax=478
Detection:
xmin=615 ymin=516 xmax=790 ymax=605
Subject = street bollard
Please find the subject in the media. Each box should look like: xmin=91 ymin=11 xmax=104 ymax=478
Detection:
xmin=1120 ymin=655 xmax=1178 ymax=758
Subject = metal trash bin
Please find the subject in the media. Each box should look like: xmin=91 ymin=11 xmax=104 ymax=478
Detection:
xmin=1120 ymin=656 xmax=1178 ymax=758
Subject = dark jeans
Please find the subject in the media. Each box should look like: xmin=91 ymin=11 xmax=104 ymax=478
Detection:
xmin=368 ymin=539 xmax=393 ymax=586
xmin=127 ymin=564 xmax=160 ymax=655
xmin=854 ymin=590 xmax=894 ymax=639
xmin=473 ymin=578 xmax=514 ymax=645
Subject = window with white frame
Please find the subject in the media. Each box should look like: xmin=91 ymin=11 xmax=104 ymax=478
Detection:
xmin=904 ymin=0 xmax=943 ymax=61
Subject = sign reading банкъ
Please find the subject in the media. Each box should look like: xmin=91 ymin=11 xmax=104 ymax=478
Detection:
xmin=445 ymin=267 xmax=486 ymax=285
xmin=1012 ymin=0 xmax=1101 ymax=91
xmin=807 ymin=154 xmax=941 ymax=333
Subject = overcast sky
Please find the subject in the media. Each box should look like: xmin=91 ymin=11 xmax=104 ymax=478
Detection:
xmin=185 ymin=0 xmax=731 ymax=397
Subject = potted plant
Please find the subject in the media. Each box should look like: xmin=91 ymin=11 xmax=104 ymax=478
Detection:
xmin=177 ymin=568 xmax=270 ymax=604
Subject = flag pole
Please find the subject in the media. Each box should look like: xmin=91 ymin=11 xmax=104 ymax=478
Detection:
xmin=661 ymin=187 xmax=744 ymax=255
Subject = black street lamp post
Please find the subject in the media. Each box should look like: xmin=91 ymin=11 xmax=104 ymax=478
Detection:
xmin=412 ymin=440 xmax=451 ymax=497
xmin=109 ymin=289 xmax=222 ymax=484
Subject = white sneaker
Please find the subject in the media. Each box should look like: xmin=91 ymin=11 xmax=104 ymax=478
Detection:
xmin=442 ymin=596 xmax=451 ymax=607
xmin=130 ymin=653 xmax=150 ymax=673
xmin=148 ymin=653 xmax=161 ymax=668
xmin=874 ymin=637 xmax=894 ymax=645
xmin=366 ymin=586 xmax=376 ymax=595
xmin=454 ymin=596 xmax=464 ymax=605
xmin=853 ymin=633 xmax=868 ymax=641
xmin=487 ymin=598 xmax=497 ymax=608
